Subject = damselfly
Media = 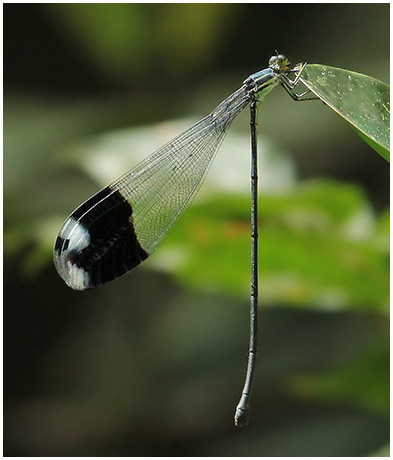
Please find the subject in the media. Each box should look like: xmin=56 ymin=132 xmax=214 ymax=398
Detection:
xmin=54 ymin=54 xmax=311 ymax=426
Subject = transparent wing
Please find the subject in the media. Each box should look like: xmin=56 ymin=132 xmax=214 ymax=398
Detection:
xmin=116 ymin=84 xmax=250 ymax=253
xmin=54 ymin=84 xmax=251 ymax=290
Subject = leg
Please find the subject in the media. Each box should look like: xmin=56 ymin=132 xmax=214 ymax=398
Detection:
xmin=281 ymin=63 xmax=319 ymax=102
xmin=281 ymin=82 xmax=319 ymax=102
xmin=285 ymin=61 xmax=308 ymax=87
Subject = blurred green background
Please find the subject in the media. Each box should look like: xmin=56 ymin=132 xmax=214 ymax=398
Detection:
xmin=4 ymin=3 xmax=389 ymax=457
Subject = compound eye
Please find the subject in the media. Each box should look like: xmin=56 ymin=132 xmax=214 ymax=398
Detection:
xmin=268 ymin=55 xmax=277 ymax=66
xmin=269 ymin=53 xmax=290 ymax=71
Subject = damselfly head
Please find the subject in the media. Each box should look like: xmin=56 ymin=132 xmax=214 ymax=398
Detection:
xmin=269 ymin=54 xmax=290 ymax=73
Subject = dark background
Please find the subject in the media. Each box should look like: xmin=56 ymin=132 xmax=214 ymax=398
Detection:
xmin=4 ymin=3 xmax=389 ymax=457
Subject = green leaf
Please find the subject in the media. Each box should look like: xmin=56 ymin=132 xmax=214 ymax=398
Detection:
xmin=300 ymin=64 xmax=390 ymax=161
xmin=355 ymin=126 xmax=389 ymax=160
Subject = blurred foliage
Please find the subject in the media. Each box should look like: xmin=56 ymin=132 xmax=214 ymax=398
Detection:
xmin=155 ymin=181 xmax=389 ymax=313
xmin=4 ymin=3 xmax=389 ymax=457
xmin=289 ymin=347 xmax=389 ymax=415
xmin=47 ymin=3 xmax=236 ymax=84
xmin=301 ymin=64 xmax=390 ymax=161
